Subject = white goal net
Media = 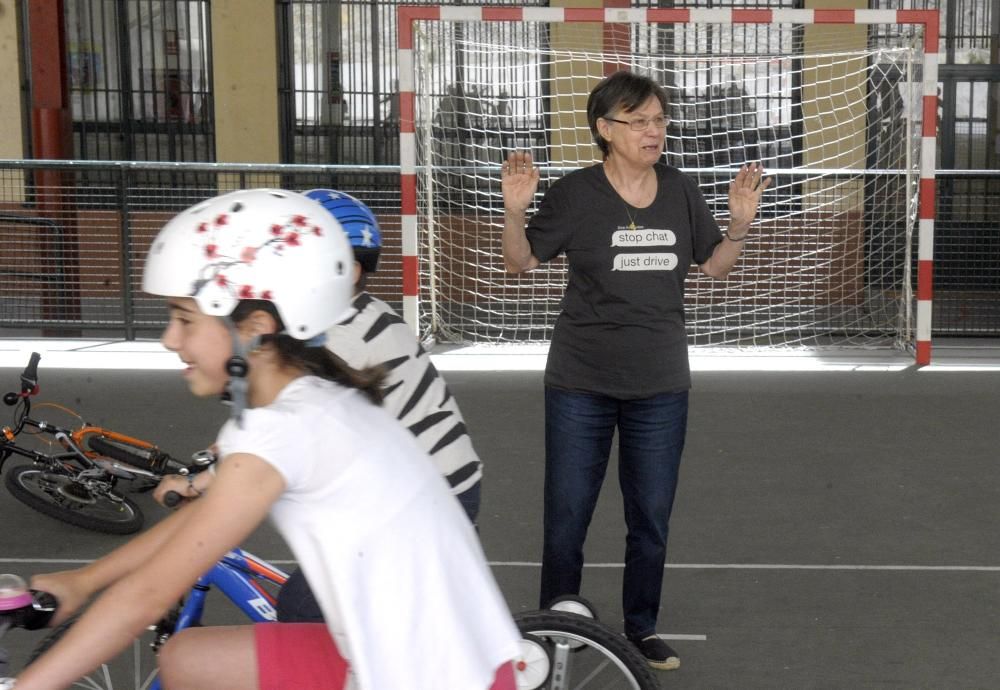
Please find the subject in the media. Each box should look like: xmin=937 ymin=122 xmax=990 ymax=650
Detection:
xmin=403 ymin=9 xmax=933 ymax=351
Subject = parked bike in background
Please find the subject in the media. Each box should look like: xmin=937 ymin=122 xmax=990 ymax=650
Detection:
xmin=0 ymin=353 xmax=209 ymax=534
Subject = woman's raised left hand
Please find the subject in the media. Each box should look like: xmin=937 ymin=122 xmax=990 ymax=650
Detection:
xmin=728 ymin=162 xmax=772 ymax=232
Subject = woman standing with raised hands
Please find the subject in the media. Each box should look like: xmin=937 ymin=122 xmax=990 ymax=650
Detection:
xmin=501 ymin=70 xmax=770 ymax=671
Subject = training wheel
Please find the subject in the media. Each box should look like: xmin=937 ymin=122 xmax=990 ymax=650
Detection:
xmin=513 ymin=633 xmax=551 ymax=690
xmin=547 ymin=593 xmax=597 ymax=620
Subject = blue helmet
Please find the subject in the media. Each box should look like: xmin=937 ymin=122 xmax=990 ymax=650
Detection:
xmin=304 ymin=189 xmax=382 ymax=273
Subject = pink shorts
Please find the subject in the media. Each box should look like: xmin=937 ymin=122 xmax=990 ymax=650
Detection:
xmin=254 ymin=623 xmax=516 ymax=690
xmin=255 ymin=623 xmax=348 ymax=690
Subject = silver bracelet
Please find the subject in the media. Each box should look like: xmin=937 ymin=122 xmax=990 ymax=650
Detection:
xmin=0 ymin=677 xmax=18 ymax=689
xmin=724 ymin=229 xmax=749 ymax=242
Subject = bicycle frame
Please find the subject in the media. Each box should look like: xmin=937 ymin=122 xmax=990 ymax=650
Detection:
xmin=0 ymin=404 xmax=98 ymax=475
xmin=0 ymin=444 xmax=95 ymax=476
xmin=0 ymin=549 xmax=287 ymax=690
xmin=175 ymin=549 xmax=288 ymax=629
xmin=144 ymin=548 xmax=288 ymax=690
xmin=0 ymin=401 xmax=164 ymax=480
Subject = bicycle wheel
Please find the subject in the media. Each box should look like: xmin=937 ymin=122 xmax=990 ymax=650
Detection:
xmin=4 ymin=465 xmax=144 ymax=535
xmin=28 ymin=614 xmax=159 ymax=690
xmin=513 ymin=611 xmax=661 ymax=690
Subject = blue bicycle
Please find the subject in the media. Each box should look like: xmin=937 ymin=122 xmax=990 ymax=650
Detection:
xmin=2 ymin=546 xmax=658 ymax=690
xmin=5 ymin=548 xmax=287 ymax=690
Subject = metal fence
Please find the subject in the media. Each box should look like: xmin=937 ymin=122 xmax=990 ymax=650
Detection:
xmin=1 ymin=159 xmax=997 ymax=341
xmin=11 ymin=1 xmax=1000 ymax=341
xmin=933 ymin=170 xmax=1000 ymax=334
xmin=0 ymin=160 xmax=401 ymax=338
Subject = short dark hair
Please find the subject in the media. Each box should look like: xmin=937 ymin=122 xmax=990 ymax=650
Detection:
xmin=354 ymin=247 xmax=380 ymax=274
xmin=586 ymin=71 xmax=669 ymax=159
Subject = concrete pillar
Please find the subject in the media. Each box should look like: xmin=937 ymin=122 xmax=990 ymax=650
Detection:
xmin=0 ymin=1 xmax=25 ymax=163
xmin=549 ymin=0 xmax=604 ymax=165
xmin=211 ymin=0 xmax=280 ymax=188
xmin=802 ymin=0 xmax=868 ymax=198
xmin=0 ymin=1 xmax=25 ymax=202
xmin=802 ymin=0 xmax=869 ymax=305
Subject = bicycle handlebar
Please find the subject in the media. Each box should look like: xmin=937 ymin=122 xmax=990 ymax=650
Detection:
xmin=162 ymin=452 xmax=216 ymax=508
xmin=0 ymin=589 xmax=58 ymax=631
xmin=2 ymin=352 xmax=41 ymax=408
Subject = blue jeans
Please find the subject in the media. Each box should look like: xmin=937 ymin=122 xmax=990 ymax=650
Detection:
xmin=540 ymin=386 xmax=688 ymax=640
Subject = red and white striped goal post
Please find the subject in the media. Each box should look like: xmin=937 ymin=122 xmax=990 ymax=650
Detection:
xmin=397 ymin=6 xmax=940 ymax=364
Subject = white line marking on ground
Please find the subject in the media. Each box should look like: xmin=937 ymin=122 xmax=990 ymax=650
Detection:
xmin=489 ymin=562 xmax=1000 ymax=571
xmin=4 ymin=558 xmax=1000 ymax=571
xmin=670 ymin=563 xmax=1000 ymax=571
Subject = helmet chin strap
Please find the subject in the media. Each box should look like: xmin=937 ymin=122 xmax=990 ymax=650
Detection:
xmin=221 ymin=317 xmax=261 ymax=428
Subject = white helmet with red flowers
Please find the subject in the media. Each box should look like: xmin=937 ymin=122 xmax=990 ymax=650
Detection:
xmin=143 ymin=189 xmax=354 ymax=339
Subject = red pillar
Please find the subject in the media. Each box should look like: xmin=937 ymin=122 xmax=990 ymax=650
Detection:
xmin=27 ymin=0 xmax=80 ymax=332
xmin=28 ymin=0 xmax=72 ymax=162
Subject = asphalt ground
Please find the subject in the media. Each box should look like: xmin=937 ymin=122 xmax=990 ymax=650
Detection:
xmin=1 ymin=342 xmax=999 ymax=688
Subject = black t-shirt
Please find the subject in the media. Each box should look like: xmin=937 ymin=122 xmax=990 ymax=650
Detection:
xmin=526 ymin=163 xmax=721 ymax=399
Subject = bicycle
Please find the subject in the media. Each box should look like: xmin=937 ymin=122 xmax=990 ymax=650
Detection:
xmin=1 ymin=546 xmax=661 ymax=690
xmin=0 ymin=353 xmax=207 ymax=535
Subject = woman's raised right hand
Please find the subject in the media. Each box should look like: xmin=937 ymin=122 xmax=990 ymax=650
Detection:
xmin=501 ymin=150 xmax=540 ymax=214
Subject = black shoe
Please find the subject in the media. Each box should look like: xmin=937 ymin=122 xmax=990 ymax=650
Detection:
xmin=630 ymin=634 xmax=680 ymax=671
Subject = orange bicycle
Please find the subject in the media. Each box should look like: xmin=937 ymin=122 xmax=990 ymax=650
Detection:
xmin=0 ymin=353 xmax=204 ymax=534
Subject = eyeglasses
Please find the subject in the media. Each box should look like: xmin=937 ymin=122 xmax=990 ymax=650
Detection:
xmin=603 ymin=115 xmax=670 ymax=131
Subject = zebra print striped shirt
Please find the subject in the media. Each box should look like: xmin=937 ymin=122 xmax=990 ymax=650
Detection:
xmin=325 ymin=292 xmax=483 ymax=494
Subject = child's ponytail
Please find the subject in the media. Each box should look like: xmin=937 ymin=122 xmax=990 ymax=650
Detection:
xmin=231 ymin=300 xmax=386 ymax=405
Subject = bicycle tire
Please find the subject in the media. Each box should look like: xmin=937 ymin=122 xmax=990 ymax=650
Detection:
xmin=514 ymin=610 xmax=661 ymax=690
xmin=4 ymin=465 xmax=144 ymax=535
xmin=28 ymin=614 xmax=159 ymax=690
xmin=86 ymin=436 xmax=184 ymax=474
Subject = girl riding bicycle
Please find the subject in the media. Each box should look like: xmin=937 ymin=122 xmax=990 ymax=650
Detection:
xmin=14 ymin=189 xmax=520 ymax=690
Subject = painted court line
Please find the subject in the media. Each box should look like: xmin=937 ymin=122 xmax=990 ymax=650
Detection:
xmin=0 ymin=556 xmax=712 ymax=641
xmin=5 ymin=558 xmax=991 ymax=644
xmin=491 ymin=562 xmax=1000 ymax=572
xmin=3 ymin=557 xmax=999 ymax=572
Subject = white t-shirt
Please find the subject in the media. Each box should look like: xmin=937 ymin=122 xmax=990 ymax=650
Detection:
xmin=216 ymin=376 xmax=520 ymax=690
xmin=327 ymin=293 xmax=482 ymax=494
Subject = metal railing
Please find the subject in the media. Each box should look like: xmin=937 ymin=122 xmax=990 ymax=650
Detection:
xmin=0 ymin=159 xmax=402 ymax=339
xmin=933 ymin=169 xmax=1000 ymax=335
xmin=1 ymin=159 xmax=998 ymax=341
